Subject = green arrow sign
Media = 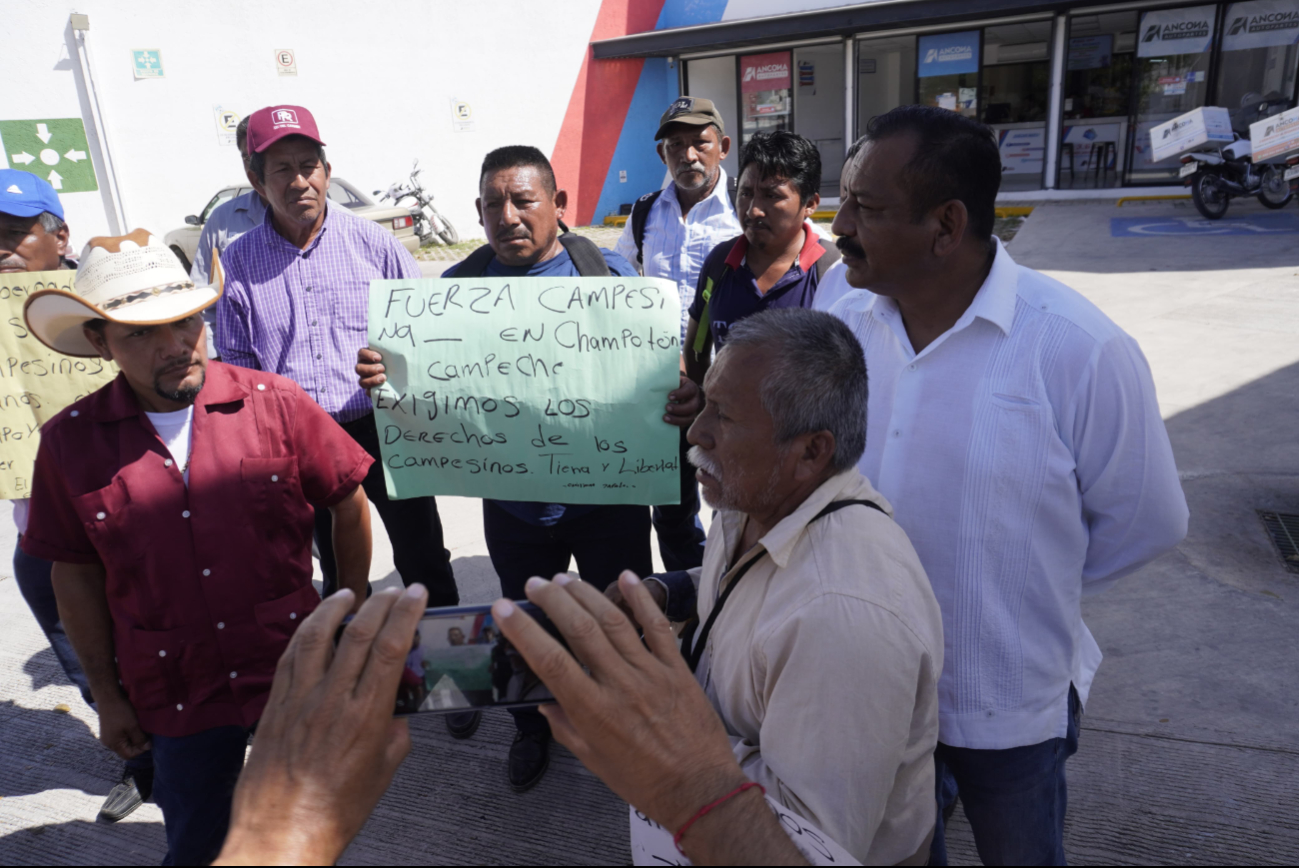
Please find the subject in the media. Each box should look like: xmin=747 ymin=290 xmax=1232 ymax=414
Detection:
xmin=0 ymin=118 xmax=99 ymax=194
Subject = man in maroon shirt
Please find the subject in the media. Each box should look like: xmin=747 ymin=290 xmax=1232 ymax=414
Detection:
xmin=21 ymin=231 xmax=375 ymax=865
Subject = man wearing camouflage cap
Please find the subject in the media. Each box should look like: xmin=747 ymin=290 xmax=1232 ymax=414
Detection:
xmin=614 ymin=96 xmax=741 ymax=574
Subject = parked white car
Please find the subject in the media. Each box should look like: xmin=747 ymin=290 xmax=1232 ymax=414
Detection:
xmin=164 ymin=177 xmax=420 ymax=271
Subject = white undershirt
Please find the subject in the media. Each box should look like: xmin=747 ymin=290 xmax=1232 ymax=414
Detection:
xmin=145 ymin=406 xmax=195 ymax=485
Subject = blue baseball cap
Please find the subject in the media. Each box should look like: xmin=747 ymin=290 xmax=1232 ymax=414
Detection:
xmin=0 ymin=169 xmax=65 ymax=220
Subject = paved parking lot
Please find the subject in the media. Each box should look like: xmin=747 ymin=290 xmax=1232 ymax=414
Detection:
xmin=2 ymin=200 xmax=1298 ymax=864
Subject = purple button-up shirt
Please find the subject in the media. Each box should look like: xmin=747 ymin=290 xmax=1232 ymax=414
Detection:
xmin=216 ymin=204 xmax=420 ymax=422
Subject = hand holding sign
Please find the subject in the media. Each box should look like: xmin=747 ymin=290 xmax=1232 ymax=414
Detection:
xmin=368 ymin=276 xmax=687 ymax=504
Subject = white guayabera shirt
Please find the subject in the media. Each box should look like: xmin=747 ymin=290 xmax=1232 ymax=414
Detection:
xmin=829 ymin=237 xmax=1189 ymax=751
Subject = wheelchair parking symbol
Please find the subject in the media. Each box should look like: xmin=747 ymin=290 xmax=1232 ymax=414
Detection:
xmin=1111 ymin=213 xmax=1299 ymax=236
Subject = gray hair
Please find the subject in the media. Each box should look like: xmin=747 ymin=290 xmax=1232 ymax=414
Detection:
xmin=720 ymin=308 xmax=867 ymax=472
xmin=38 ymin=211 xmax=66 ymax=234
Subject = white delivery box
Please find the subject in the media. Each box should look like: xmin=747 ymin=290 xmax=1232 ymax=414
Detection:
xmin=1149 ymin=107 xmax=1234 ymax=163
xmin=1250 ymin=105 xmax=1299 ymax=163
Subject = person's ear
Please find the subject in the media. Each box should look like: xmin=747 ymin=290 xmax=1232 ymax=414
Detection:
xmin=931 ymin=199 xmax=969 ymax=258
xmin=553 ymin=189 xmax=568 ymax=222
xmin=805 ymin=192 xmax=821 ymax=219
xmin=55 ymin=222 xmax=71 ymax=251
xmin=323 ymin=161 xmax=332 ymax=184
xmin=657 ymin=142 xmax=668 ymax=166
xmin=475 ymin=198 xmax=484 ymax=228
xmin=792 ymin=430 xmax=836 ymax=483
xmin=250 ymin=169 xmax=269 ymax=200
xmin=83 ymin=326 xmax=113 ymax=362
xmin=719 ymin=135 xmax=732 ymax=159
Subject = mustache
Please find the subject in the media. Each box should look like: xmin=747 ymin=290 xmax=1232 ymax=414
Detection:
xmin=687 ymin=445 xmax=722 ymax=481
xmin=677 ymin=161 xmax=707 ymax=174
xmin=836 ymin=235 xmax=866 ymax=259
xmin=496 ymin=228 xmax=531 ymax=241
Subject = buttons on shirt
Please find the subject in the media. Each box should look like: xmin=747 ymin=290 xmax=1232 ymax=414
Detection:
xmin=271 ymin=475 xmax=278 ymax=482
xmin=182 ymin=510 xmax=191 ymax=518
xmin=230 ymin=671 xmax=237 ymax=679
xmin=316 ymin=354 xmax=322 ymax=360
xmin=289 ymin=612 xmax=297 ymax=620
xmin=70 ymin=410 xmax=79 ymax=417
xmin=164 ymin=458 xmax=173 ymax=468
xmin=908 ymin=364 xmax=917 ymax=372
xmin=96 ymin=511 xmax=106 ymax=520
xmin=202 ymin=569 xmax=211 ymax=576
xmin=893 ymin=430 xmax=901 ymax=438
xmin=158 ymin=650 xmax=166 ymax=657
xmin=176 ymin=704 xmax=184 ymax=711
xmin=305 ymin=286 xmax=313 ymax=292
xmin=217 ymin=622 xmax=225 ymax=630
xmin=256 ymin=384 xmax=266 ymax=391
xmin=311 ymin=320 xmax=317 ymax=327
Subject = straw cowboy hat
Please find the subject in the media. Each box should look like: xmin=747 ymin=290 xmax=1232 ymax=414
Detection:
xmin=24 ymin=229 xmax=220 ymax=357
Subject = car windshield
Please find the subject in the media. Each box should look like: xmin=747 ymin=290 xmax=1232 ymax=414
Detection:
xmin=200 ymin=188 xmax=238 ymax=223
xmin=328 ymin=180 xmax=371 ymax=210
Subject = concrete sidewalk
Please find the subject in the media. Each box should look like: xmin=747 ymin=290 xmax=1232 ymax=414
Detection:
xmin=3 ymin=201 xmax=1299 ymax=864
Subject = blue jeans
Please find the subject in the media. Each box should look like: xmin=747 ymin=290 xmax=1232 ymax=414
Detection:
xmin=651 ymin=428 xmax=706 ymax=571
xmin=151 ymin=725 xmax=251 ymax=866
xmin=930 ymin=686 xmax=1082 ymax=866
xmin=14 ymin=539 xmax=154 ymax=778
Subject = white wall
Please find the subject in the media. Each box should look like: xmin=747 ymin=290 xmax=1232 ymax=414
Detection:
xmin=2 ymin=0 xmax=601 ymax=250
xmin=683 ymin=55 xmax=739 ymax=179
xmin=793 ymin=44 xmax=845 ymax=196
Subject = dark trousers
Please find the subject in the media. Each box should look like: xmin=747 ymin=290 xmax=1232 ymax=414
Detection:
xmin=14 ymin=539 xmax=153 ymax=777
xmin=151 ymin=724 xmax=250 ymax=866
xmin=930 ymin=686 xmax=1082 ymax=866
xmin=314 ymin=412 xmax=458 ymax=606
xmin=482 ymin=500 xmax=652 ymax=734
xmin=650 ymin=428 xmax=706 ymax=571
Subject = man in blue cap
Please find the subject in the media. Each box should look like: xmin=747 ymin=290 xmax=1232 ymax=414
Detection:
xmin=0 ymin=168 xmax=154 ymax=823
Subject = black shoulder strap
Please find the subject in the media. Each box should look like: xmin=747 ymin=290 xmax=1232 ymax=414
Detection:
xmin=813 ymin=241 xmax=841 ymax=281
xmin=683 ymin=498 xmax=886 ymax=672
xmin=631 ymin=190 xmax=663 ymax=267
xmin=456 ymin=244 xmax=497 ymax=278
xmin=558 ymin=233 xmax=612 ymax=277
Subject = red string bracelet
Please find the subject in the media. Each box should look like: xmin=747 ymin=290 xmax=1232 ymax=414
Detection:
xmin=673 ymin=781 xmax=766 ymax=855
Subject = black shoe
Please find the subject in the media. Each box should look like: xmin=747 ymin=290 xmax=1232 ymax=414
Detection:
xmin=445 ymin=710 xmax=482 ymax=740
xmin=508 ymin=730 xmax=550 ymax=793
xmin=98 ymin=769 xmax=151 ymax=823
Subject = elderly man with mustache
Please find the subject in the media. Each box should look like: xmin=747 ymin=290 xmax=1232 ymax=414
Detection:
xmin=611 ymin=307 xmax=943 ymax=865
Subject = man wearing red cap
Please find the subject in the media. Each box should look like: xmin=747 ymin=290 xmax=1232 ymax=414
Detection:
xmin=215 ymin=106 xmax=460 ymax=615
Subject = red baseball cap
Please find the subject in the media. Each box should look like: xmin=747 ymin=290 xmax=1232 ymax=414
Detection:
xmin=245 ymin=105 xmax=326 ymax=154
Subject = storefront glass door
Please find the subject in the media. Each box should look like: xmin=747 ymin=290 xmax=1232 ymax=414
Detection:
xmin=855 ymin=35 xmax=917 ymax=138
xmin=739 ymin=51 xmax=793 ymax=148
xmin=982 ymin=21 xmax=1053 ymax=190
xmin=1216 ymin=0 xmax=1299 ymax=137
xmin=793 ymin=44 xmax=846 ymax=197
xmin=1128 ymin=4 xmax=1218 ymax=183
xmin=1062 ymin=12 xmax=1137 ymax=187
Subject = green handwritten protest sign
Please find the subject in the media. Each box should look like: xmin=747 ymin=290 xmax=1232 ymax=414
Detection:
xmin=368 ymin=276 xmax=683 ymax=504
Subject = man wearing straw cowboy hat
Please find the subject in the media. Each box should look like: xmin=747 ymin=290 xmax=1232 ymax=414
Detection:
xmin=20 ymin=229 xmax=376 ymax=864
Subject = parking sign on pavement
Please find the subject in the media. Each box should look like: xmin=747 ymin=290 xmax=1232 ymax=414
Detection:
xmin=0 ymin=118 xmax=99 ymax=193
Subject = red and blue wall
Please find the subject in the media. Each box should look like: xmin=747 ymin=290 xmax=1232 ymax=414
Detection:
xmin=551 ymin=0 xmax=730 ymax=226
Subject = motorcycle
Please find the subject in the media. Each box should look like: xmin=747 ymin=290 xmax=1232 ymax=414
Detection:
xmin=376 ymin=159 xmax=460 ymax=246
xmin=1180 ymin=95 xmax=1293 ymax=220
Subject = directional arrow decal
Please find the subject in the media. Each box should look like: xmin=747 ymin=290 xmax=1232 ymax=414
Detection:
xmin=36 ymin=124 xmax=52 ymax=144
xmin=11 ymin=151 xmax=34 ymax=165
xmin=47 ymin=170 xmax=63 ymax=190
xmin=64 ymin=149 xmax=86 ymax=162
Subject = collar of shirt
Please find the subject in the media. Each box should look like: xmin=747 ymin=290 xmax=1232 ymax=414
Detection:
xmin=727 ymin=222 xmax=825 ymax=295
xmin=713 ymin=468 xmax=892 ymax=574
xmin=259 ymin=200 xmax=333 ymax=256
xmin=232 ymin=189 xmax=265 ymax=219
xmin=91 ymin=362 xmax=248 ymax=423
xmin=871 ymin=237 xmax=1016 ymax=357
xmin=661 ymin=166 xmax=734 ymax=223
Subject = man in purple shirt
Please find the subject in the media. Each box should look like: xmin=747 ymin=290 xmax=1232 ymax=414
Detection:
xmin=215 ymin=105 xmax=457 ymax=611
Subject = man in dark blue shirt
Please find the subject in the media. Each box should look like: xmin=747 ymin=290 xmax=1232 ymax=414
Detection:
xmin=357 ymin=147 xmax=701 ymax=792
xmin=685 ymin=131 xmax=838 ymax=386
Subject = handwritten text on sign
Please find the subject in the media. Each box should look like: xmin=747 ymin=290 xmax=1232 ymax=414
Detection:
xmin=369 ymin=277 xmax=682 ymax=504
xmin=0 ymin=271 xmax=118 ymax=500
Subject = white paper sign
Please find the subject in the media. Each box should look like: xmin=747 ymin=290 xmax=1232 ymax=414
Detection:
xmin=1138 ymin=5 xmax=1217 ymax=57
xmin=629 ymin=797 xmax=860 ymax=866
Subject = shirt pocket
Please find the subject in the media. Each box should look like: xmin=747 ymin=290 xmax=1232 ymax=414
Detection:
xmin=331 ymin=294 xmax=367 ymax=332
xmin=126 ymin=625 xmax=193 ymax=710
xmin=70 ymin=477 xmax=139 ymax=565
xmin=254 ymin=583 xmax=321 ymax=646
xmin=241 ymin=457 xmax=300 ymax=510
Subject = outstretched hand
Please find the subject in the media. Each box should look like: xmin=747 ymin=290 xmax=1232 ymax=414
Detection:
xmin=214 ymin=584 xmax=428 ymax=866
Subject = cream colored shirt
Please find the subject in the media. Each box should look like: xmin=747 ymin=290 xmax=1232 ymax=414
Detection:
xmin=687 ymin=469 xmax=943 ymax=865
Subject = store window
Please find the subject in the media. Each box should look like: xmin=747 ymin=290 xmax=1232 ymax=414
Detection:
xmin=740 ymin=51 xmax=793 ymax=147
xmin=684 ymin=55 xmax=740 ymax=180
xmin=793 ymin=44 xmax=846 ymax=197
xmin=1129 ymin=4 xmax=1217 ymax=183
xmin=1216 ymin=0 xmax=1299 ymax=135
xmin=918 ymin=30 xmax=981 ymax=117
xmin=855 ymin=35 xmax=917 ymax=138
xmin=1062 ymin=12 xmax=1138 ymax=187
xmin=982 ymin=21 xmax=1053 ymax=190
